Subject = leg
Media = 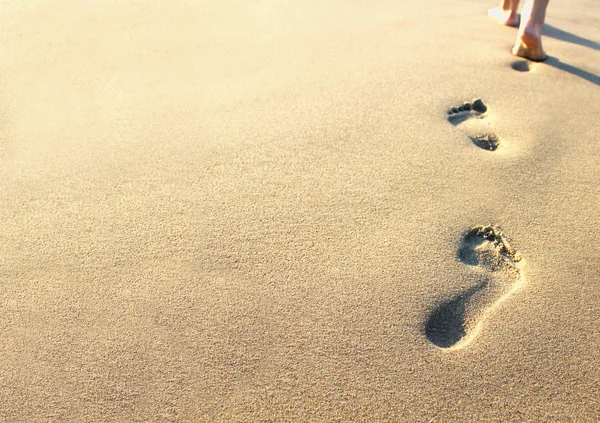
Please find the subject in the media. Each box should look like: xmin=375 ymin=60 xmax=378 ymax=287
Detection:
xmin=512 ymin=0 xmax=550 ymax=61
xmin=488 ymin=0 xmax=521 ymax=27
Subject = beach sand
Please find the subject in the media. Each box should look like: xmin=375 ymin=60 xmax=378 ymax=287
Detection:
xmin=1 ymin=0 xmax=599 ymax=421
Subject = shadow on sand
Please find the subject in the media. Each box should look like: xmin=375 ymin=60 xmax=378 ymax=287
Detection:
xmin=541 ymin=24 xmax=600 ymax=86
xmin=545 ymin=56 xmax=600 ymax=87
xmin=543 ymin=24 xmax=600 ymax=51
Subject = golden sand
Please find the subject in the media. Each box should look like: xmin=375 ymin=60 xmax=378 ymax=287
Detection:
xmin=1 ymin=1 xmax=599 ymax=421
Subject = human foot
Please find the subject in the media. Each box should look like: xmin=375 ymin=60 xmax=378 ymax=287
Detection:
xmin=488 ymin=7 xmax=520 ymax=27
xmin=425 ymin=226 xmax=525 ymax=350
xmin=513 ymin=27 xmax=547 ymax=62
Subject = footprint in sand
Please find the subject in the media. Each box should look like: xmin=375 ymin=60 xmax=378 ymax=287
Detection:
xmin=425 ymin=226 xmax=525 ymax=350
xmin=447 ymin=99 xmax=500 ymax=151
xmin=511 ymin=60 xmax=531 ymax=72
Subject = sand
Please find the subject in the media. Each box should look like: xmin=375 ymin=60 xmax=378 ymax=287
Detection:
xmin=1 ymin=0 xmax=599 ymax=421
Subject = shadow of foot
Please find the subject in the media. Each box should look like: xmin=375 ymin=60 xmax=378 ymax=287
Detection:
xmin=509 ymin=55 xmax=600 ymax=87
xmin=543 ymin=24 xmax=600 ymax=51
xmin=545 ymin=56 xmax=600 ymax=87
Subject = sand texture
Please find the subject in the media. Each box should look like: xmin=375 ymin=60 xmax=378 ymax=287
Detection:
xmin=1 ymin=0 xmax=599 ymax=421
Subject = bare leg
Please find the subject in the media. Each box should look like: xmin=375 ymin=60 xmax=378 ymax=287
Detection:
xmin=512 ymin=0 xmax=549 ymax=61
xmin=488 ymin=0 xmax=520 ymax=27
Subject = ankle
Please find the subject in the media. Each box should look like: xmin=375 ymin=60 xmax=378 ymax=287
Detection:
xmin=501 ymin=6 xmax=515 ymax=16
xmin=520 ymin=22 xmax=542 ymax=38
xmin=501 ymin=0 xmax=518 ymax=15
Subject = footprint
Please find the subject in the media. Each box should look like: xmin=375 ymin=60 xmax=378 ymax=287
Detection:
xmin=447 ymin=99 xmax=500 ymax=151
xmin=511 ymin=60 xmax=531 ymax=72
xmin=425 ymin=226 xmax=525 ymax=350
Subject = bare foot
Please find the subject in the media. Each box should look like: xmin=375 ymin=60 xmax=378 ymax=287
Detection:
xmin=488 ymin=7 xmax=520 ymax=27
xmin=512 ymin=28 xmax=547 ymax=62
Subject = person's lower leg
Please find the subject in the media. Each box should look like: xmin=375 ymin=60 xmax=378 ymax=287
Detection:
xmin=520 ymin=0 xmax=548 ymax=34
xmin=513 ymin=0 xmax=549 ymax=61
xmin=488 ymin=0 xmax=520 ymax=26
xmin=502 ymin=0 xmax=520 ymax=18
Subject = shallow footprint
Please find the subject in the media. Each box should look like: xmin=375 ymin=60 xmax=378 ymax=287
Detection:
xmin=425 ymin=226 xmax=524 ymax=350
xmin=447 ymin=99 xmax=500 ymax=151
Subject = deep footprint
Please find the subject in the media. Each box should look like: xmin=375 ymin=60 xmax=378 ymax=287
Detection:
xmin=447 ymin=99 xmax=500 ymax=151
xmin=511 ymin=60 xmax=531 ymax=72
xmin=425 ymin=226 xmax=524 ymax=350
